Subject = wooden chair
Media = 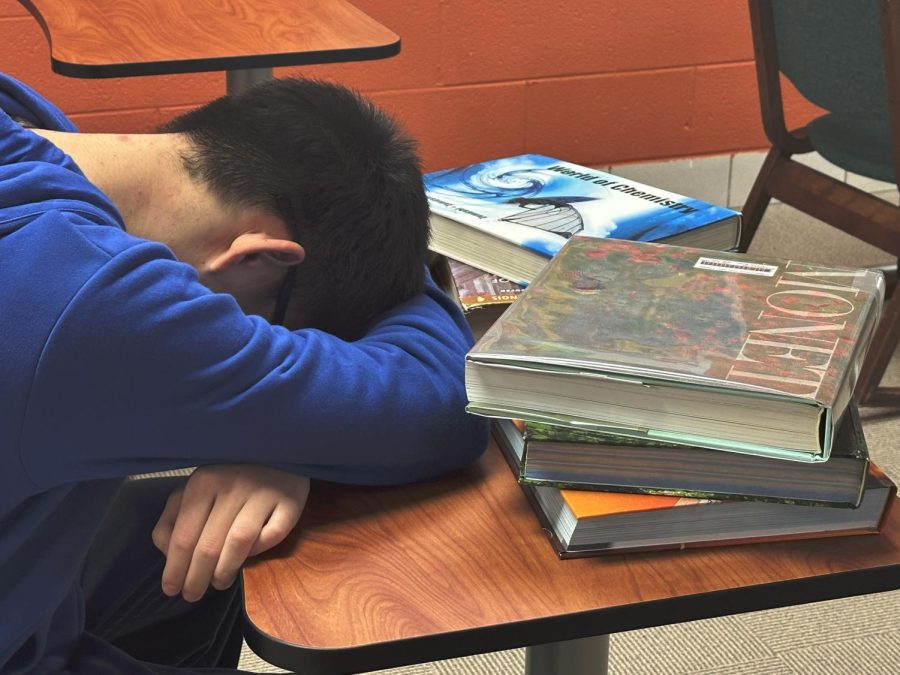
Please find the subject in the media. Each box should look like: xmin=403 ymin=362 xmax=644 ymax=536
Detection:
xmin=741 ymin=0 xmax=900 ymax=406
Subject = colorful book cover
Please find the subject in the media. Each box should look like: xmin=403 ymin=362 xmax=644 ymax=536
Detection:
xmin=560 ymin=488 xmax=705 ymax=518
xmin=468 ymin=237 xmax=885 ymax=461
xmin=424 ymin=154 xmax=741 ymax=265
xmin=526 ymin=420 xmax=681 ymax=447
xmin=556 ymin=463 xmax=892 ymax=521
xmin=448 ymin=258 xmax=525 ymax=311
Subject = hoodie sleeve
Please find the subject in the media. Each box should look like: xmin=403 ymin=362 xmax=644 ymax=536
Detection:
xmin=20 ymin=226 xmax=489 ymax=488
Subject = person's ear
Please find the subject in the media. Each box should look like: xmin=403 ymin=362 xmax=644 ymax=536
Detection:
xmin=206 ymin=232 xmax=305 ymax=274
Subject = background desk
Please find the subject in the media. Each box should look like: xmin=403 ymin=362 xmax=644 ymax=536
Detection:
xmin=19 ymin=0 xmax=399 ymax=93
xmin=242 ymin=439 xmax=900 ymax=674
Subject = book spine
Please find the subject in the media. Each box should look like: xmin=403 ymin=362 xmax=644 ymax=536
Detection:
xmin=831 ymin=289 xmax=883 ymax=421
xmin=557 ymin=527 xmax=883 ymax=558
xmin=517 ymin=477 xmax=858 ymax=508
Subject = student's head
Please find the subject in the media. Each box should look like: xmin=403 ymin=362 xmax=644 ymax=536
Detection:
xmin=161 ymin=78 xmax=429 ymax=339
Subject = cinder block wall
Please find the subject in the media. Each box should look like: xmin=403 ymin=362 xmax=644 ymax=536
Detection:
xmin=2 ymin=0 xmax=818 ymax=172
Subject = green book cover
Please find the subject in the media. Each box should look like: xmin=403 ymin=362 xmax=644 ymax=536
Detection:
xmin=500 ymin=404 xmax=870 ymax=508
xmin=525 ymin=421 xmax=680 ymax=448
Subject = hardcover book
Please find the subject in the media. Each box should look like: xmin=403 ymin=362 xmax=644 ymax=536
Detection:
xmin=493 ymin=422 xmax=896 ymax=559
xmin=494 ymin=403 xmax=869 ymax=508
xmin=466 ymin=237 xmax=885 ymax=462
xmin=447 ymin=258 xmax=525 ymax=340
xmin=448 ymin=258 xmax=525 ymax=311
xmin=424 ymin=154 xmax=741 ymax=284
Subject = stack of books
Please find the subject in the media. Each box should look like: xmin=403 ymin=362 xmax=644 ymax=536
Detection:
xmin=462 ymin=235 xmax=893 ymax=558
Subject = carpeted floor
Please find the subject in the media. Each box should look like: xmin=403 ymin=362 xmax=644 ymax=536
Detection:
xmin=240 ymin=197 xmax=900 ymax=674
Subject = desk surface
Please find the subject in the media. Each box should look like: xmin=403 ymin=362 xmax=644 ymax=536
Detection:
xmin=20 ymin=0 xmax=400 ymax=78
xmin=242 ymin=440 xmax=900 ymax=674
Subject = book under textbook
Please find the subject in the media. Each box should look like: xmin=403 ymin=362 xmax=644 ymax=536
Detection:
xmin=466 ymin=237 xmax=885 ymax=462
xmin=447 ymin=258 xmax=525 ymax=312
xmin=446 ymin=258 xmax=525 ymax=340
xmin=424 ymin=154 xmax=741 ymax=285
xmin=493 ymin=421 xmax=896 ymax=558
xmin=494 ymin=402 xmax=869 ymax=508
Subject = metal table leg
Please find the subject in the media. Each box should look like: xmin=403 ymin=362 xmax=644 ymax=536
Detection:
xmin=524 ymin=635 xmax=609 ymax=675
xmin=226 ymin=67 xmax=274 ymax=95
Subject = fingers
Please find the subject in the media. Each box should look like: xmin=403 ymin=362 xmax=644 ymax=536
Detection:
xmin=212 ymin=481 xmax=309 ymax=589
xmin=249 ymin=477 xmax=310 ymax=557
xmin=156 ymin=466 xmax=311 ymax=602
xmin=180 ymin=497 xmax=252 ymax=601
xmin=210 ymin=498 xmax=279 ymax=591
xmin=159 ymin=485 xmax=219 ymax=599
xmin=248 ymin=499 xmax=301 ymax=558
xmin=151 ymin=487 xmax=183 ymax=554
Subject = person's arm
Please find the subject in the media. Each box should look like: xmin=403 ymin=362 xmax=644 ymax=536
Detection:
xmin=21 ymin=235 xmax=489 ymax=489
xmin=151 ymin=464 xmax=310 ymax=602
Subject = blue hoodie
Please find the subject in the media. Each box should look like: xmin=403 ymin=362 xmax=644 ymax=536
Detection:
xmin=0 ymin=73 xmax=488 ymax=673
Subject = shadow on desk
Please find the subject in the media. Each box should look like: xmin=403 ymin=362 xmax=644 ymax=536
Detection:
xmin=257 ymin=460 xmax=496 ymax=562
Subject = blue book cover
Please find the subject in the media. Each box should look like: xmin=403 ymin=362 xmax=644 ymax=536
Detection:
xmin=425 ymin=154 xmax=740 ymax=283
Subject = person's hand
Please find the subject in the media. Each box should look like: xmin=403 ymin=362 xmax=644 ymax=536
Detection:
xmin=151 ymin=464 xmax=310 ymax=602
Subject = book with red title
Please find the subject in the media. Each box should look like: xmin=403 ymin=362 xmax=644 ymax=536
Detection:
xmin=466 ymin=237 xmax=885 ymax=462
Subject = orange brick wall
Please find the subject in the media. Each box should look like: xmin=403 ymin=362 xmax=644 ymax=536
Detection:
xmin=1 ymin=0 xmax=817 ymax=172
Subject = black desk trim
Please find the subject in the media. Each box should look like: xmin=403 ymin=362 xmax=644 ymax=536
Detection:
xmin=47 ymin=42 xmax=401 ymax=79
xmin=242 ymin=561 xmax=900 ymax=674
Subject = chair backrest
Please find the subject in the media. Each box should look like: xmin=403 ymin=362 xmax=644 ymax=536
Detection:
xmin=772 ymin=0 xmax=887 ymax=121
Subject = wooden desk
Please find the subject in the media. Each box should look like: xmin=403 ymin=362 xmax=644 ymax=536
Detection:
xmin=242 ymin=440 xmax=900 ymax=674
xmin=20 ymin=0 xmax=399 ymax=93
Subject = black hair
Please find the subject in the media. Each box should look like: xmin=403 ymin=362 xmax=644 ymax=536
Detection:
xmin=160 ymin=78 xmax=429 ymax=339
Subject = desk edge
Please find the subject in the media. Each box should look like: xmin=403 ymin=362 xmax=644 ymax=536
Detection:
xmin=48 ymin=41 xmax=401 ymax=79
xmin=242 ymin=560 xmax=900 ymax=674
